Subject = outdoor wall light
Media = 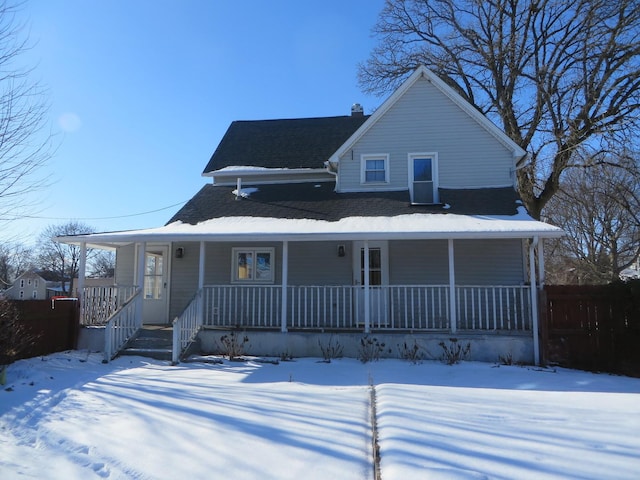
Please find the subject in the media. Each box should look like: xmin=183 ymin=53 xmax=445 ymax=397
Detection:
xmin=337 ymin=244 xmax=346 ymax=257
xmin=175 ymin=247 xmax=184 ymax=259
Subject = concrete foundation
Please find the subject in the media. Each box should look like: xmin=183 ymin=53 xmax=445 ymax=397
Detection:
xmin=198 ymin=328 xmax=534 ymax=364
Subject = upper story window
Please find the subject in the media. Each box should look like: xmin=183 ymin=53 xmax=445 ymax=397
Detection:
xmin=361 ymin=154 xmax=389 ymax=184
xmin=20 ymin=279 xmax=25 ymax=288
xmin=409 ymin=153 xmax=439 ymax=204
xmin=232 ymin=247 xmax=275 ymax=283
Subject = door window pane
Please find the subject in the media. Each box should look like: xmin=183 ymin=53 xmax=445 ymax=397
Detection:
xmin=414 ymin=158 xmax=432 ymax=181
xmin=144 ymin=252 xmax=164 ymax=299
xmin=360 ymin=248 xmax=383 ymax=286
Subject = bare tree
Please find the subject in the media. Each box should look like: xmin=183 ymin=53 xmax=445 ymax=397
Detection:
xmin=359 ymin=0 xmax=640 ymax=219
xmin=89 ymin=250 xmax=115 ymax=278
xmin=36 ymin=221 xmax=95 ymax=294
xmin=0 ymin=0 xmax=52 ymax=225
xmin=544 ymin=153 xmax=640 ymax=284
xmin=0 ymin=241 xmax=33 ymax=287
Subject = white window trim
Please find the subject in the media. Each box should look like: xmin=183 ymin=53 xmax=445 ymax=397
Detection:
xmin=360 ymin=154 xmax=390 ymax=184
xmin=408 ymin=152 xmax=439 ymax=204
xmin=231 ymin=247 xmax=276 ymax=284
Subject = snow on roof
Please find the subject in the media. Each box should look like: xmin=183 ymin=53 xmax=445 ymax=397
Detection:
xmin=56 ymin=209 xmax=563 ymax=247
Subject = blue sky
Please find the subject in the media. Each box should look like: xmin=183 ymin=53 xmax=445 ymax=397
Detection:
xmin=5 ymin=0 xmax=385 ymax=244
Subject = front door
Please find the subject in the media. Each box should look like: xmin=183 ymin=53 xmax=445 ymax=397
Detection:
xmin=353 ymin=241 xmax=389 ymax=328
xmin=141 ymin=245 xmax=170 ymax=325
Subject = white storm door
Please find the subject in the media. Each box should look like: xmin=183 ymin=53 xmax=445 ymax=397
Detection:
xmin=141 ymin=245 xmax=170 ymax=325
xmin=353 ymin=241 xmax=389 ymax=327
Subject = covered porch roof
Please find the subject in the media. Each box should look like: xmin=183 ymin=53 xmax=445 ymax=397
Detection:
xmin=56 ymin=210 xmax=563 ymax=249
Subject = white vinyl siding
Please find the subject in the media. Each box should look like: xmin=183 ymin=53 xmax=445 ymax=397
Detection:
xmin=389 ymin=239 xmax=525 ymax=285
xmin=337 ymin=77 xmax=515 ymax=192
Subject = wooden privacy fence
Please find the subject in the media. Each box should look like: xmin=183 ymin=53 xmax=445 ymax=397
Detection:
xmin=8 ymin=299 xmax=80 ymax=361
xmin=540 ymin=282 xmax=640 ymax=377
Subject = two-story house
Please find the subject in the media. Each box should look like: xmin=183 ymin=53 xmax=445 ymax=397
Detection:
xmin=58 ymin=66 xmax=563 ymax=364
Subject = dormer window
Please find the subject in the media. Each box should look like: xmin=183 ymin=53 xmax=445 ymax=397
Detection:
xmin=361 ymin=154 xmax=389 ymax=184
xmin=409 ymin=153 xmax=439 ymax=204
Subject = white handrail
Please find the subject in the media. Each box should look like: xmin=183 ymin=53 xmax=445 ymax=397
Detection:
xmin=103 ymin=288 xmax=142 ymax=363
xmin=172 ymin=290 xmax=203 ymax=364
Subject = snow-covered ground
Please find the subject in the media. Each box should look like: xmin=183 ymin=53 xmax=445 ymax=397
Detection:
xmin=1 ymin=352 xmax=639 ymax=479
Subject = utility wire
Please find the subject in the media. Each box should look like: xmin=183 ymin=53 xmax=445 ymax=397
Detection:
xmin=4 ymin=200 xmax=188 ymax=221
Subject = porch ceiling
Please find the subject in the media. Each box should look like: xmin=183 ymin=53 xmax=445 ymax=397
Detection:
xmin=55 ymin=211 xmax=563 ymax=248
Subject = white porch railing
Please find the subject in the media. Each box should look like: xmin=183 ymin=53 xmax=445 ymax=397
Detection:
xmin=82 ymin=285 xmax=137 ymax=325
xmin=456 ymin=285 xmax=532 ymax=331
xmin=103 ymin=288 xmax=142 ymax=363
xmin=200 ymin=284 xmax=532 ymax=332
xmin=203 ymin=285 xmax=283 ymax=328
xmin=172 ymin=290 xmax=203 ymax=363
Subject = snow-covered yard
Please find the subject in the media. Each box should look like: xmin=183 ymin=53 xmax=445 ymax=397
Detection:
xmin=1 ymin=352 xmax=639 ymax=479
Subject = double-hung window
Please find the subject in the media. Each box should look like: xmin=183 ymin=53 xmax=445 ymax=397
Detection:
xmin=232 ymin=247 xmax=275 ymax=283
xmin=361 ymin=154 xmax=389 ymax=184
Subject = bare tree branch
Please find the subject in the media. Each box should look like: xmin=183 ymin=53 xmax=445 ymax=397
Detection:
xmin=359 ymin=0 xmax=640 ymax=219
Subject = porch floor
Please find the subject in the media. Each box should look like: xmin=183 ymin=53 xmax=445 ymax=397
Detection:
xmin=120 ymin=326 xmax=173 ymax=361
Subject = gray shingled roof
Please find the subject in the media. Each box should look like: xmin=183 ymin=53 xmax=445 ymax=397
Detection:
xmin=168 ymin=183 xmax=521 ymax=225
xmin=202 ymin=115 xmax=369 ymax=173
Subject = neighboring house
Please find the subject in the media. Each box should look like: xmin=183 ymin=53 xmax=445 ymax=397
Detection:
xmin=58 ymin=66 xmax=563 ymax=364
xmin=2 ymin=270 xmax=48 ymax=300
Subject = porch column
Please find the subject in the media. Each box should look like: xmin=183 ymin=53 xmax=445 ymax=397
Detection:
xmin=448 ymin=239 xmax=457 ymax=334
xmin=537 ymin=240 xmax=545 ymax=287
xmin=530 ymin=237 xmax=540 ymax=365
xmin=78 ymin=242 xmax=87 ymax=322
xmin=198 ymin=241 xmax=205 ymax=325
xmin=136 ymin=242 xmax=146 ymax=326
xmin=281 ymin=241 xmax=288 ymax=332
xmin=198 ymin=241 xmax=205 ymax=289
xmin=363 ymin=240 xmax=370 ymax=334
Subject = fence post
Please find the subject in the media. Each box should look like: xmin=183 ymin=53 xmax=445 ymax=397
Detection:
xmin=538 ymin=286 xmax=548 ymax=367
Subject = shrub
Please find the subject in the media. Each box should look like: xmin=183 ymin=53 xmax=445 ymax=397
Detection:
xmin=439 ymin=338 xmax=471 ymax=365
xmin=318 ymin=335 xmax=343 ymax=363
xmin=219 ymin=331 xmax=249 ymax=360
xmin=358 ymin=336 xmax=390 ymax=363
xmin=398 ymin=338 xmax=424 ymax=364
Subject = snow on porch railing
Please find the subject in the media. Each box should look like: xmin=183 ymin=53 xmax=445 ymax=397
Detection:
xmin=172 ymin=290 xmax=203 ymax=364
xmin=103 ymin=288 xmax=142 ymax=363
xmin=456 ymin=285 xmax=532 ymax=331
xmin=82 ymin=285 xmax=137 ymax=325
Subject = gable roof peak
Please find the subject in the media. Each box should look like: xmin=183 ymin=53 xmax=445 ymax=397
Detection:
xmin=329 ymin=65 xmax=526 ymax=164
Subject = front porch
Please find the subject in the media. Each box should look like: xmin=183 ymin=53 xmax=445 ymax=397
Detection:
xmin=79 ymin=282 xmax=536 ymax=363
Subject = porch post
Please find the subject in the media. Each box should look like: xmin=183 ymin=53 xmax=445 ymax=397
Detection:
xmin=198 ymin=241 xmax=205 ymax=325
xmin=198 ymin=241 xmax=205 ymax=289
xmin=530 ymin=237 xmax=540 ymax=365
xmin=78 ymin=242 xmax=87 ymax=322
xmin=448 ymin=239 xmax=457 ymax=334
xmin=537 ymin=239 xmax=545 ymax=287
xmin=363 ymin=240 xmax=370 ymax=333
xmin=136 ymin=242 xmax=146 ymax=326
xmin=281 ymin=241 xmax=288 ymax=333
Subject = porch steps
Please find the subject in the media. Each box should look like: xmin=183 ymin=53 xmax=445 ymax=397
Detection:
xmin=121 ymin=326 xmax=173 ymax=361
